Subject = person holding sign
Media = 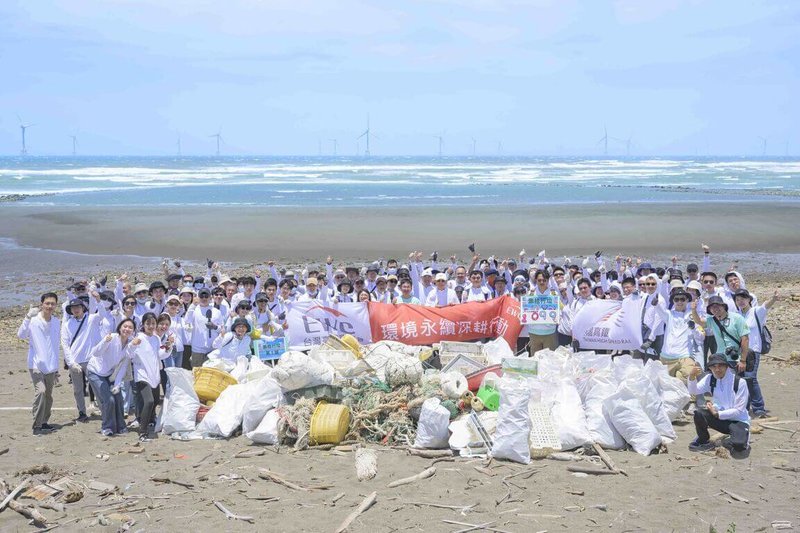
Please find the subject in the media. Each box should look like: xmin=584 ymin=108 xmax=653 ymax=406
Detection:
xmin=211 ymin=317 xmax=253 ymax=364
xmin=527 ymin=270 xmax=559 ymax=355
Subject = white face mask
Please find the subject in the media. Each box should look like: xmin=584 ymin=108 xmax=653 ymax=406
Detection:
xmin=101 ymin=300 xmax=112 ymax=310
xmin=136 ymin=297 xmax=148 ymax=305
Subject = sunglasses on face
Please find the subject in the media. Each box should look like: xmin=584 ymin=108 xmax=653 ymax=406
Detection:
xmin=644 ymin=283 xmax=656 ymax=287
xmin=167 ymin=301 xmax=180 ymax=306
xmin=702 ymin=280 xmax=715 ymax=284
xmin=123 ymin=302 xmax=136 ymax=307
xmin=199 ymin=295 xmax=210 ymax=299
xmin=673 ymin=298 xmax=687 ymax=302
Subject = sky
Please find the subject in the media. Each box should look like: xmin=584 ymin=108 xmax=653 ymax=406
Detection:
xmin=0 ymin=0 xmax=798 ymax=156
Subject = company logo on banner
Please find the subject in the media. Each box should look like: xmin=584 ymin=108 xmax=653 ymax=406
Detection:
xmin=571 ymin=298 xmax=645 ymax=351
xmin=285 ymin=301 xmax=372 ymax=350
xmin=368 ymin=295 xmax=522 ymax=347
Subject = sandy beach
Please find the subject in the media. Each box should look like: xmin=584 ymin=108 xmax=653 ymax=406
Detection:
xmin=0 ymin=276 xmax=798 ymax=532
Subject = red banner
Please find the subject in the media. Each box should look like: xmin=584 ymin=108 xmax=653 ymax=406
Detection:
xmin=367 ymin=295 xmax=522 ymax=347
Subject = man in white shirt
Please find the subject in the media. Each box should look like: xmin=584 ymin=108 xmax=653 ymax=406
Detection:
xmin=654 ymin=289 xmax=703 ymax=380
xmin=187 ymin=288 xmax=224 ymax=367
xmin=61 ymin=298 xmax=101 ymax=422
xmin=425 ymin=273 xmax=459 ymax=307
xmin=688 ymin=353 xmax=750 ymax=452
xmin=18 ymin=292 xmax=61 ymax=435
xmin=461 ymin=270 xmax=491 ymax=303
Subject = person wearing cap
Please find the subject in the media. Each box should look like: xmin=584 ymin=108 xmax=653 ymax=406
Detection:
xmin=364 ymin=264 xmax=380 ymax=292
xmin=334 ymin=279 xmax=355 ymax=303
xmin=166 ymin=273 xmax=182 ymax=293
xmin=163 ymin=295 xmax=187 ymax=369
xmin=211 ymin=317 xmax=253 ymax=365
xmin=687 ymin=353 xmax=750 ymax=452
xmin=62 ymin=280 xmax=89 ymax=319
xmin=184 ymin=288 xmax=224 ymax=368
xmin=684 ymin=262 xmax=701 ymax=283
xmin=654 ymin=289 xmax=704 ymax=388
xmin=148 ymin=281 xmax=167 ymax=315
xmin=296 ymin=276 xmax=329 ymax=303
xmin=484 ymin=269 xmax=500 ymax=298
xmin=386 ymin=274 xmax=401 ymax=299
xmin=18 ymin=293 xmax=61 ymax=435
xmin=692 ymin=295 xmax=750 ymax=372
xmin=370 ymin=275 xmax=392 ymax=303
xmin=61 ymin=297 xmax=102 ymax=422
xmin=461 ymin=270 xmax=491 ymax=303
xmin=493 ymin=275 xmax=509 ymax=297
xmin=733 ymin=288 xmax=780 ymax=417
xmin=425 ymin=273 xmax=458 ymax=307
xmin=225 ymin=299 xmax=256 ymax=332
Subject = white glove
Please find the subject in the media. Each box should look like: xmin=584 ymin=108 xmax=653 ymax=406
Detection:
xmin=564 ymin=256 xmax=571 ymax=265
xmin=26 ymin=307 xmax=39 ymax=319
xmin=111 ymin=386 xmax=120 ymax=395
xmin=537 ymin=249 xmax=545 ymax=258
xmin=70 ymin=363 xmax=83 ymax=374
xmin=581 ymin=258 xmax=589 ymax=268
xmin=519 ymin=249 xmax=526 ymax=257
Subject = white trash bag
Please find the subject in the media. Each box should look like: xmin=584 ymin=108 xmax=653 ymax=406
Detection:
xmin=245 ymin=409 xmax=280 ymax=445
xmin=271 ymin=351 xmax=335 ymax=391
xmin=579 ymin=371 xmax=625 ymax=450
xmin=483 ymin=337 xmax=514 ymax=365
xmin=160 ymin=368 xmax=200 ymax=435
xmin=196 ymin=381 xmax=258 ymax=437
xmin=550 ymin=377 xmax=592 ymax=450
xmin=603 ymin=394 xmax=661 ymax=456
xmin=242 ymin=377 xmax=284 ymax=434
xmin=491 ymin=376 xmax=532 ymax=464
xmin=413 ymin=398 xmax=451 ymax=449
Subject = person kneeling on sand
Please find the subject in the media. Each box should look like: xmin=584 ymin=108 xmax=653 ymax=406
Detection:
xmin=687 ymin=353 xmax=750 ymax=452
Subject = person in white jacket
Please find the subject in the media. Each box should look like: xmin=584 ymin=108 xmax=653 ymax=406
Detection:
xmin=654 ymin=289 xmax=704 ymax=381
xmin=425 ymin=273 xmax=459 ymax=307
xmin=61 ymin=297 xmax=102 ymax=422
xmin=115 ymin=312 xmax=172 ymax=441
xmin=211 ymin=318 xmax=253 ymax=365
xmin=18 ymin=292 xmax=61 ymax=435
xmin=87 ymin=318 xmax=135 ymax=436
xmin=185 ymin=288 xmax=224 ymax=368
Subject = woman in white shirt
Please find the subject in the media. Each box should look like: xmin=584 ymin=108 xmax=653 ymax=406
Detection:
xmin=88 ymin=318 xmax=135 ymax=436
xmin=211 ymin=317 xmax=253 ymax=365
xmin=734 ymin=288 xmax=779 ymax=418
xmin=116 ymin=312 xmax=172 ymax=442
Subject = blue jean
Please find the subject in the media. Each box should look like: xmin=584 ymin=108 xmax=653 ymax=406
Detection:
xmin=87 ymin=372 xmax=125 ymax=434
xmin=743 ymin=351 xmax=766 ymax=412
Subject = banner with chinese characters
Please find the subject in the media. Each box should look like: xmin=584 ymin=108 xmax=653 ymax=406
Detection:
xmin=520 ymin=292 xmax=560 ymax=325
xmin=367 ymin=295 xmax=522 ymax=347
xmin=285 ymin=301 xmax=372 ymax=350
xmin=571 ymin=297 xmax=645 ymax=351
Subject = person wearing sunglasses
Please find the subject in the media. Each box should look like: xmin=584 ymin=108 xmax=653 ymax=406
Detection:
xmin=638 ymin=274 xmax=666 ymax=360
xmin=425 ymin=273 xmax=458 ymax=307
xmin=162 ymin=295 xmax=187 ymax=370
xmin=559 ymin=277 xmax=593 ymax=349
xmin=184 ymin=288 xmax=224 ymax=368
xmin=653 ymin=289 xmax=704 ymax=410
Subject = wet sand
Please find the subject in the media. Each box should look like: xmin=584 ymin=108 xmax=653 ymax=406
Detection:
xmin=1 ymin=202 xmax=800 ymax=264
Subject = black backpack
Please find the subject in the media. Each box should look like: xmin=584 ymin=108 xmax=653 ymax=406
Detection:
xmin=754 ymin=313 xmax=772 ymax=354
xmin=709 ymin=374 xmax=740 ymax=395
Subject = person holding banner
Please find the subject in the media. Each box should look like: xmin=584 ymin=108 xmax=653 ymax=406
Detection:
xmin=462 ymin=270 xmax=492 ymax=303
xmin=528 ymin=270 xmax=559 ymax=354
xmin=559 ymin=277 xmax=593 ymax=349
xmin=425 ymin=273 xmax=459 ymax=307
xmin=394 ymin=279 xmax=421 ymax=304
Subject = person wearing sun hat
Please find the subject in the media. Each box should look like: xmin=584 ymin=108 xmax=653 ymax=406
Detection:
xmin=61 ymin=297 xmax=102 ymax=423
xmin=211 ymin=317 xmax=254 ymax=364
xmin=653 ymin=289 xmax=704 ymax=389
xmin=692 ymin=295 xmax=750 ymax=372
xmin=425 ymin=273 xmax=458 ymax=307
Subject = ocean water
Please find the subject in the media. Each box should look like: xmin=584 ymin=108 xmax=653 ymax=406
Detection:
xmin=1 ymin=155 xmax=799 ymax=207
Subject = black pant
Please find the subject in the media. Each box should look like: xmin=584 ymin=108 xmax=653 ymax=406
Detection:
xmin=516 ymin=336 xmax=529 ymax=355
xmin=703 ymin=336 xmax=717 ymax=368
xmin=182 ymin=346 xmax=193 ymax=371
xmin=693 ymin=408 xmax=749 ymax=451
xmin=653 ymin=334 xmax=664 ymax=356
xmin=134 ymin=381 xmax=160 ymax=436
xmin=557 ymin=333 xmax=572 ymax=347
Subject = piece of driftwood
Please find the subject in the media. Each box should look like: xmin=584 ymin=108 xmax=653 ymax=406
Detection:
xmin=566 ymin=465 xmax=618 ymax=476
xmin=213 ymin=500 xmax=254 ymax=524
xmin=407 ymin=448 xmax=453 ymax=459
xmin=335 ymin=491 xmax=377 ymax=533
xmin=0 ymin=477 xmax=30 ymax=512
xmin=234 ymin=449 xmax=265 ymax=459
xmin=591 ymin=443 xmax=628 ymax=476
xmin=0 ymin=447 xmax=8 ymax=456
xmin=720 ymin=488 xmax=749 ymax=503
xmin=760 ymin=424 xmax=795 ymax=433
xmin=406 ymin=501 xmax=477 ymax=513
xmin=150 ymin=477 xmax=194 ymax=489
xmin=773 ymin=465 xmax=800 ymax=473
xmin=443 ymin=519 xmax=512 ymax=533
xmin=386 ymin=467 xmax=436 ymax=488
xmin=258 ymin=469 xmax=332 ymax=491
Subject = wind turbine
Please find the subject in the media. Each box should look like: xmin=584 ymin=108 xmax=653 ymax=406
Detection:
xmin=330 ymin=138 xmax=338 ymax=156
xmin=757 ymin=136 xmax=767 ymax=156
xmin=434 ymin=132 xmax=445 ymax=157
xmin=209 ymin=128 xmax=224 ymax=156
xmin=612 ymin=133 xmax=634 ymax=156
xmin=17 ymin=115 xmax=34 ymax=156
xmin=69 ymin=134 xmax=78 ymax=156
xmin=356 ymin=114 xmax=375 ymax=156
xmin=471 ymin=137 xmax=477 ymax=156
xmin=497 ymin=141 xmax=504 ymax=156
xmin=177 ymin=133 xmax=182 ymax=156
xmin=597 ymin=126 xmax=609 ymax=156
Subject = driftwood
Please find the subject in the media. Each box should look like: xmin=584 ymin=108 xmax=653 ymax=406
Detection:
xmin=335 ymin=491 xmax=377 ymax=533
xmin=0 ymin=477 xmax=30 ymax=512
xmin=567 ymin=465 xmax=618 ymax=476
xmin=258 ymin=469 xmax=332 ymax=491
xmin=773 ymin=465 xmax=800 ymax=473
xmin=234 ymin=449 xmax=265 ymax=459
xmin=442 ymin=519 xmax=513 ymax=533
xmin=591 ymin=443 xmax=628 ymax=476
xmin=0 ymin=447 xmax=8 ymax=456
xmin=213 ymin=500 xmax=255 ymax=523
xmin=406 ymin=448 xmax=453 ymax=459
xmin=496 ymin=467 xmax=540 ymax=506
xmin=150 ymin=477 xmax=195 ymax=489
xmin=720 ymin=488 xmax=749 ymax=503
xmin=386 ymin=466 xmax=436 ymax=488
xmin=406 ymin=501 xmax=477 ymax=514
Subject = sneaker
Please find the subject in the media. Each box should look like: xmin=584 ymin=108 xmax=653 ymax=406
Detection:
xmin=32 ymin=426 xmax=52 ymax=435
xmin=100 ymin=429 xmax=114 ymax=437
xmin=139 ymin=434 xmax=152 ymax=443
xmin=754 ymin=411 xmax=769 ymax=419
xmin=117 ymin=428 xmax=129 ymax=435
xmin=41 ymin=423 xmax=56 ymax=430
xmin=77 ymin=412 xmax=90 ymax=423
xmin=127 ymin=419 xmax=140 ymax=430
xmin=689 ymin=438 xmax=715 ymax=452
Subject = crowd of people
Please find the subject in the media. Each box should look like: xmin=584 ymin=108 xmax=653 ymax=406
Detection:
xmin=18 ymin=245 xmax=781 ymax=453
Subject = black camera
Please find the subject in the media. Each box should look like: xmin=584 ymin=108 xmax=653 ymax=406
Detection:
xmin=687 ymin=320 xmax=695 ymax=330
xmin=724 ymin=346 xmax=740 ymax=361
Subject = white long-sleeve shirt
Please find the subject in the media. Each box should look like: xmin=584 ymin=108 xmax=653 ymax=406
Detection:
xmin=87 ymin=334 xmax=132 ymax=377
xmin=736 ymin=305 xmax=768 ymax=353
xmin=211 ymin=332 xmax=252 ymax=363
xmin=18 ymin=314 xmax=61 ymax=374
xmin=185 ymin=305 xmax=224 ymax=353
xmin=118 ymin=333 xmax=170 ymax=389
xmin=688 ymin=371 xmax=750 ymax=424
xmin=61 ymin=313 xmax=101 ymax=366
xmin=654 ymin=306 xmax=705 ymax=359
